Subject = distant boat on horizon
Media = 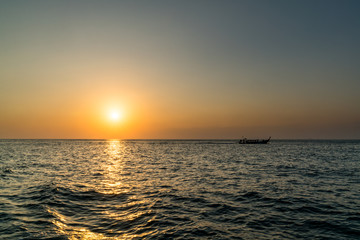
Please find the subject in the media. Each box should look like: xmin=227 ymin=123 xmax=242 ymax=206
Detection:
xmin=239 ymin=137 xmax=271 ymax=144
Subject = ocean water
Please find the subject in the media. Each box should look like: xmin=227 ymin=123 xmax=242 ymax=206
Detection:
xmin=0 ymin=139 xmax=359 ymax=240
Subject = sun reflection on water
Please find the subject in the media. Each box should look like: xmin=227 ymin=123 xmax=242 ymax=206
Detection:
xmin=97 ymin=139 xmax=127 ymax=195
xmin=107 ymin=139 xmax=123 ymax=158
xmin=49 ymin=140 xmax=156 ymax=239
xmin=49 ymin=207 xmax=111 ymax=240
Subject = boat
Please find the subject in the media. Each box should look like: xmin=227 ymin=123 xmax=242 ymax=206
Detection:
xmin=239 ymin=137 xmax=271 ymax=144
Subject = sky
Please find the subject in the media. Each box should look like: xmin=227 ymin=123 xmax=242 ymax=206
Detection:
xmin=0 ymin=0 xmax=359 ymax=139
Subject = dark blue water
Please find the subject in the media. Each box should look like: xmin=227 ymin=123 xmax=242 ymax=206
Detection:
xmin=1 ymin=140 xmax=359 ymax=239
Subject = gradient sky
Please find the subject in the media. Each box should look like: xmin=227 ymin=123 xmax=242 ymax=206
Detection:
xmin=1 ymin=0 xmax=359 ymax=139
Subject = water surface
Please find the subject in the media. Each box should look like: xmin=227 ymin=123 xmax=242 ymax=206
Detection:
xmin=1 ymin=140 xmax=359 ymax=239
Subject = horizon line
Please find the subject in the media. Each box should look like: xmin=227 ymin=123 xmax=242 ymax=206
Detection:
xmin=1 ymin=138 xmax=360 ymax=141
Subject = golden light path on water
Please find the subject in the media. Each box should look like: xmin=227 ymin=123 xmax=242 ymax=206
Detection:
xmin=48 ymin=140 xmax=155 ymax=239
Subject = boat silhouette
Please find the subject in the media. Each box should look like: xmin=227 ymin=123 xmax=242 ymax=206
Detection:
xmin=239 ymin=137 xmax=271 ymax=144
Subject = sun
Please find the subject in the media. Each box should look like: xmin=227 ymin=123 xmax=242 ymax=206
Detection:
xmin=108 ymin=109 xmax=123 ymax=122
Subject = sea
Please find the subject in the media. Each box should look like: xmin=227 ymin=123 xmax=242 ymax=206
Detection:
xmin=0 ymin=139 xmax=359 ymax=239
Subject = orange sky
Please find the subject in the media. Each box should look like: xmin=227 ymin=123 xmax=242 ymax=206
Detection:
xmin=1 ymin=1 xmax=359 ymax=139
